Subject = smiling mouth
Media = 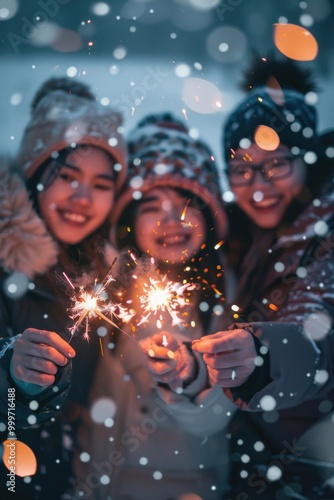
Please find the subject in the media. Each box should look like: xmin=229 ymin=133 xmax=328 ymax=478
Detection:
xmin=60 ymin=211 xmax=89 ymax=224
xmin=251 ymin=196 xmax=282 ymax=209
xmin=157 ymin=234 xmax=190 ymax=246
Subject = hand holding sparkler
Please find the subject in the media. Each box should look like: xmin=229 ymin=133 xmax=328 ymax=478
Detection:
xmin=192 ymin=329 xmax=257 ymax=388
xmin=11 ymin=328 xmax=75 ymax=387
xmin=139 ymin=331 xmax=198 ymax=391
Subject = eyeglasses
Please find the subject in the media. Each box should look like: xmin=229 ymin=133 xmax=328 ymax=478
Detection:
xmin=228 ymin=154 xmax=297 ymax=187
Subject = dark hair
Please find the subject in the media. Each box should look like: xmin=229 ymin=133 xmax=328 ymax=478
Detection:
xmin=239 ymin=51 xmax=318 ymax=95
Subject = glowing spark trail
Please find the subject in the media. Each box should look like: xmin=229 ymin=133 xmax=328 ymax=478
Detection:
xmin=134 ymin=270 xmax=196 ymax=330
xmin=58 ymin=265 xmax=136 ymax=344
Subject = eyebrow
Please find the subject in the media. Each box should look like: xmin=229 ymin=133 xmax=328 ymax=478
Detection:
xmin=138 ymin=195 xmax=160 ymax=204
xmin=231 ymin=153 xmax=292 ymax=163
xmin=57 ymin=160 xmax=115 ymax=182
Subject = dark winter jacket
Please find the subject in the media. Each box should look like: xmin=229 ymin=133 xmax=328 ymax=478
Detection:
xmin=224 ymin=173 xmax=334 ymax=499
xmin=0 ymin=167 xmax=112 ymax=499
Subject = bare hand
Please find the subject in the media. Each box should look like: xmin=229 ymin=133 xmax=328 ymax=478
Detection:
xmin=192 ymin=329 xmax=257 ymax=387
xmin=139 ymin=331 xmax=197 ymax=391
xmin=12 ymin=328 xmax=76 ymax=387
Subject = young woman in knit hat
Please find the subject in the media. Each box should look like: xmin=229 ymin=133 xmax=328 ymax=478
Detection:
xmin=0 ymin=77 xmax=127 ymax=499
xmin=192 ymin=57 xmax=334 ymax=498
xmin=71 ymin=113 xmax=236 ymax=500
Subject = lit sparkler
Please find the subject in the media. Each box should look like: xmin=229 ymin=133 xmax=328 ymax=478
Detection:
xmin=129 ymin=257 xmax=196 ymax=333
xmin=55 ymin=263 xmax=136 ymax=343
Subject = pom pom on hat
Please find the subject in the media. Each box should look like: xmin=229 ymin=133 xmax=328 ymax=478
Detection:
xmin=17 ymin=77 xmax=127 ymax=192
xmin=30 ymin=77 xmax=95 ymax=111
xmin=223 ymin=55 xmax=319 ymax=163
xmin=112 ymin=112 xmax=227 ymax=241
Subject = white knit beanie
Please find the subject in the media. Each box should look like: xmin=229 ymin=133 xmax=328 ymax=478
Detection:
xmin=112 ymin=112 xmax=227 ymax=241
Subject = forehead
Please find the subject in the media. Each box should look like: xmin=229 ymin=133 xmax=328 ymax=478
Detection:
xmin=141 ymin=187 xmax=187 ymax=202
xmin=232 ymin=143 xmax=291 ymax=162
xmin=66 ymin=146 xmax=113 ymax=166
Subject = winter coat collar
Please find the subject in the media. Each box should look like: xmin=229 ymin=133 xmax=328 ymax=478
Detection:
xmin=268 ymin=173 xmax=334 ymax=277
xmin=0 ymin=164 xmax=59 ymax=279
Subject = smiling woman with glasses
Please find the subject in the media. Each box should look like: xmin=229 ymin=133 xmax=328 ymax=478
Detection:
xmin=226 ymin=142 xmax=307 ymax=230
xmin=192 ymin=56 xmax=334 ymax=499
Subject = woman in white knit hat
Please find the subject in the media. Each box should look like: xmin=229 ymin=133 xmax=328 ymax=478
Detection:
xmin=0 ymin=76 xmax=127 ymax=499
xmin=72 ymin=112 xmax=236 ymax=500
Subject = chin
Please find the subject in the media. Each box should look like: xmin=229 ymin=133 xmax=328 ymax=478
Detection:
xmin=57 ymin=235 xmax=85 ymax=245
xmin=253 ymin=219 xmax=280 ymax=230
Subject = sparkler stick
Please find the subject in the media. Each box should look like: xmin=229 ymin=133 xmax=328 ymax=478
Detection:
xmin=94 ymin=311 xmax=138 ymax=343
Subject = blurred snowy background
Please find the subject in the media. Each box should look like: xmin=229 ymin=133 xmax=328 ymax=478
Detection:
xmin=1 ymin=0 xmax=334 ymax=175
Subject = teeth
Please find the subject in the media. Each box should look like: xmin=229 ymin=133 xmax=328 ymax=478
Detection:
xmin=253 ymin=197 xmax=279 ymax=208
xmin=161 ymin=235 xmax=188 ymax=245
xmin=63 ymin=212 xmax=87 ymax=223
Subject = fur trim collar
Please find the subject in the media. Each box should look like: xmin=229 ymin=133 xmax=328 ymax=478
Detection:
xmin=0 ymin=163 xmax=59 ymax=278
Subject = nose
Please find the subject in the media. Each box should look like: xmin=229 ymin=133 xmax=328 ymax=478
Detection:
xmin=161 ymin=204 xmax=181 ymax=224
xmin=252 ymin=168 xmax=271 ymax=186
xmin=69 ymin=183 xmax=92 ymax=205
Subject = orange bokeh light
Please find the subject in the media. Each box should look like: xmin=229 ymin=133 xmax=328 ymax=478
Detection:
xmin=265 ymin=75 xmax=285 ymax=106
xmin=273 ymin=23 xmax=318 ymax=61
xmin=2 ymin=439 xmax=37 ymax=477
xmin=254 ymin=125 xmax=280 ymax=151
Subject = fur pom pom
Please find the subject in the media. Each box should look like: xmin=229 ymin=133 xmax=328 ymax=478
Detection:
xmin=31 ymin=77 xmax=95 ymax=112
xmin=0 ymin=167 xmax=59 ymax=278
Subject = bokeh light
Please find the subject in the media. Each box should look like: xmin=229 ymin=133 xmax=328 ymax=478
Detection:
xmin=0 ymin=0 xmax=19 ymax=21
xmin=90 ymin=397 xmax=117 ymax=423
xmin=206 ymin=26 xmax=247 ymax=63
xmin=182 ymin=77 xmax=224 ymax=114
xmin=303 ymin=310 xmax=332 ymax=340
xmin=2 ymin=440 xmax=37 ymax=477
xmin=273 ymin=23 xmax=318 ymax=61
xmin=51 ymin=28 xmax=83 ymax=52
xmin=3 ymin=272 xmax=29 ymax=299
xmin=91 ymin=2 xmax=111 ymax=16
xmin=254 ymin=125 xmax=280 ymax=151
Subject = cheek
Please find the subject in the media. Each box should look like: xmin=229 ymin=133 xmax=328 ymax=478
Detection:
xmin=195 ymin=216 xmax=207 ymax=237
xmin=96 ymin=192 xmax=115 ymax=218
xmin=232 ymin=188 xmax=249 ymax=208
xmin=38 ymin=190 xmax=57 ymax=219
xmin=133 ymin=217 xmax=156 ymax=254
xmin=276 ymin=177 xmax=304 ymax=202
xmin=135 ymin=215 xmax=157 ymax=236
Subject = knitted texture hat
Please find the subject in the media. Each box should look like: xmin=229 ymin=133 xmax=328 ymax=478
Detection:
xmin=223 ymin=57 xmax=319 ymax=162
xmin=112 ymin=112 xmax=227 ymax=241
xmin=17 ymin=77 xmax=127 ymax=192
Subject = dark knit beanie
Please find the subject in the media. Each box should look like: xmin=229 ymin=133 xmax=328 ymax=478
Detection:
xmin=223 ymin=57 xmax=319 ymax=163
xmin=112 ymin=112 xmax=227 ymax=241
xmin=17 ymin=77 xmax=127 ymax=192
